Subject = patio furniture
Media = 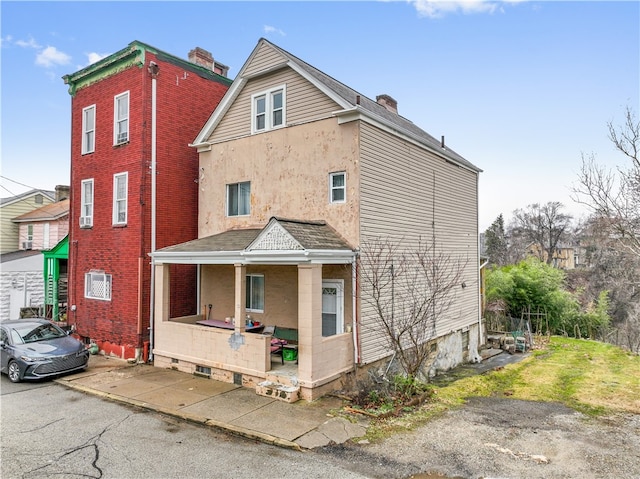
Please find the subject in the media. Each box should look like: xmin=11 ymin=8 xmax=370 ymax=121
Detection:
xmin=196 ymin=318 xmax=264 ymax=333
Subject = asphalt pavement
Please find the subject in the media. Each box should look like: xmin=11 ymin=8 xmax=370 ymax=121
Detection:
xmin=54 ymin=348 xmax=528 ymax=450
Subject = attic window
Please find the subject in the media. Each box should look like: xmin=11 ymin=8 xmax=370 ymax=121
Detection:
xmin=251 ymin=85 xmax=286 ymax=134
xmin=35 ymin=194 xmax=43 ymax=204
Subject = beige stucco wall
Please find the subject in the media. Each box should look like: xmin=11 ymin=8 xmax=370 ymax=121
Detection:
xmin=154 ymin=262 xmax=355 ymax=398
xmin=200 ymin=263 xmax=353 ymax=332
xmin=198 ymin=118 xmax=360 ymax=246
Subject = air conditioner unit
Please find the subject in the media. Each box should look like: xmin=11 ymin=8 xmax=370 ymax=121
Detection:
xmin=22 ymin=241 xmax=33 ymax=250
xmin=79 ymin=216 xmax=93 ymax=228
xmin=117 ymin=132 xmax=128 ymax=143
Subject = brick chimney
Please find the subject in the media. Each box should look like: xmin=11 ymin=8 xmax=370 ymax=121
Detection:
xmin=188 ymin=47 xmax=229 ymax=77
xmin=376 ymin=94 xmax=398 ymax=114
xmin=55 ymin=185 xmax=70 ymax=201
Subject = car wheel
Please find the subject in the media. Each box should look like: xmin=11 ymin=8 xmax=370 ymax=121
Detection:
xmin=7 ymin=360 xmax=21 ymax=383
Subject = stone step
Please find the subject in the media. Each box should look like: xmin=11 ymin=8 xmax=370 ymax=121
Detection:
xmin=265 ymin=370 xmax=299 ymax=388
xmin=256 ymin=380 xmax=300 ymax=403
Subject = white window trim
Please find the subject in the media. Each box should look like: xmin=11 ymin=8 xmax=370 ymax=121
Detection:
xmin=112 ymin=172 xmax=128 ymax=225
xmin=82 ymin=104 xmax=96 ymax=154
xmin=251 ymin=84 xmax=286 ymax=134
xmin=329 ymin=171 xmax=346 ymax=204
xmin=246 ymin=273 xmax=264 ymax=313
xmin=226 ymin=181 xmax=251 ymax=217
xmin=85 ymin=271 xmax=112 ymax=301
xmin=114 ymin=91 xmax=129 ymax=145
xmin=80 ymin=179 xmax=94 ymax=228
xmin=322 ymin=280 xmax=344 ymax=337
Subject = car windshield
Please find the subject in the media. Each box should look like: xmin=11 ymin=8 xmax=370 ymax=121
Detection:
xmin=12 ymin=323 xmax=67 ymax=344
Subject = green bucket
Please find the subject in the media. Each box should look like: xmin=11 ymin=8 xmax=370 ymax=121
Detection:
xmin=283 ymin=347 xmax=298 ymax=362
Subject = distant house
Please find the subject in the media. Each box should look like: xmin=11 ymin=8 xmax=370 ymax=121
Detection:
xmin=12 ymin=185 xmax=70 ymax=251
xmin=0 ymin=189 xmax=55 ymax=254
xmin=0 ymin=186 xmax=70 ymax=321
xmin=526 ymin=242 xmax=581 ymax=269
xmin=0 ymin=250 xmax=44 ymax=321
xmin=151 ymin=39 xmax=483 ymax=401
xmin=62 ymin=41 xmax=232 ymax=360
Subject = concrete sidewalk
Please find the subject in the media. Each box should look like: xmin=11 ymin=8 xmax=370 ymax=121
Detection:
xmin=55 ymin=349 xmax=528 ymax=450
xmin=54 ymin=355 xmax=367 ymax=450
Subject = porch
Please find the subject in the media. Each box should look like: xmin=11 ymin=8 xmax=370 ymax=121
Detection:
xmin=150 ymin=218 xmax=358 ymax=401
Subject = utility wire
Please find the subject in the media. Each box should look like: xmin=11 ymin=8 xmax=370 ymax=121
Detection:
xmin=0 ymin=175 xmax=40 ymax=191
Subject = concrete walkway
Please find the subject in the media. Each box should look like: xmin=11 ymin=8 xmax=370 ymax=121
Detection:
xmin=55 ymin=349 xmax=528 ymax=450
xmin=54 ymin=355 xmax=367 ymax=450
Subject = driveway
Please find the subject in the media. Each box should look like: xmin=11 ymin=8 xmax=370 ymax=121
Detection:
xmin=317 ymin=397 xmax=640 ymax=479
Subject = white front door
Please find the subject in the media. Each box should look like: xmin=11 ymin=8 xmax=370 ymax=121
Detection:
xmin=322 ymin=280 xmax=344 ymax=337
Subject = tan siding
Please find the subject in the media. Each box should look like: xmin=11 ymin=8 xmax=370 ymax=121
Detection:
xmin=358 ymin=122 xmax=480 ymax=364
xmin=209 ymin=68 xmax=340 ymax=143
xmin=244 ymin=43 xmax=287 ymax=77
xmin=1 ymin=196 xmax=54 ymax=253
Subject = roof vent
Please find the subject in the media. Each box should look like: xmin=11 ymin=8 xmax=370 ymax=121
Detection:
xmin=376 ymin=94 xmax=398 ymax=114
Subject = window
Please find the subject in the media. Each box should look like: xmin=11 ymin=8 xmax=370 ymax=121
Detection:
xmin=251 ymin=85 xmax=285 ymax=133
xmin=113 ymin=172 xmax=128 ymax=225
xmin=114 ymin=92 xmax=129 ymax=144
xmin=80 ymin=179 xmax=94 ymax=228
xmin=246 ymin=274 xmax=264 ymax=312
xmin=27 ymin=225 xmax=33 ymax=241
xmin=85 ymin=271 xmax=112 ymax=301
xmin=82 ymin=105 xmax=96 ymax=154
xmin=227 ymin=181 xmax=251 ymax=216
xmin=322 ymin=280 xmax=344 ymax=337
xmin=35 ymin=194 xmax=43 ymax=204
xmin=329 ymin=172 xmax=346 ymax=203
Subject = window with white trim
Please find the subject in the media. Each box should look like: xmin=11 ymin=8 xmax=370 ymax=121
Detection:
xmin=227 ymin=181 xmax=251 ymax=216
xmin=246 ymin=274 xmax=264 ymax=313
xmin=82 ymin=105 xmax=96 ymax=154
xmin=85 ymin=271 xmax=112 ymax=300
xmin=329 ymin=172 xmax=346 ymax=203
xmin=27 ymin=224 xmax=34 ymax=241
xmin=113 ymin=172 xmax=128 ymax=225
xmin=80 ymin=179 xmax=94 ymax=228
xmin=114 ymin=92 xmax=129 ymax=144
xmin=251 ymin=85 xmax=285 ymax=133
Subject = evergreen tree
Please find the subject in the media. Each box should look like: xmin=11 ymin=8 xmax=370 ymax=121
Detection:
xmin=485 ymin=214 xmax=508 ymax=266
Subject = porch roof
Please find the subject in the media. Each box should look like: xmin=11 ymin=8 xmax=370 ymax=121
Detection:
xmin=151 ymin=217 xmax=357 ymax=265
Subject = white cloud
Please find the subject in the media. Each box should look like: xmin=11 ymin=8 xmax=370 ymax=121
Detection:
xmin=86 ymin=52 xmax=109 ymax=65
xmin=264 ymin=25 xmax=286 ymax=36
xmin=15 ymin=36 xmax=41 ymax=49
xmin=410 ymin=0 xmax=506 ymax=18
xmin=35 ymin=45 xmax=71 ymax=68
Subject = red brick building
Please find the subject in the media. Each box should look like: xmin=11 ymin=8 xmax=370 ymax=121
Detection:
xmin=63 ymin=41 xmax=231 ymax=359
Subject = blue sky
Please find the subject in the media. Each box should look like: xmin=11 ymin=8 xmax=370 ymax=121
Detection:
xmin=1 ymin=1 xmax=638 ymax=230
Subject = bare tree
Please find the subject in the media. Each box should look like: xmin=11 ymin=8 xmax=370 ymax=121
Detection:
xmin=511 ymin=202 xmax=573 ymax=265
xmin=358 ymin=237 xmax=467 ymax=379
xmin=573 ymin=106 xmax=640 ymax=258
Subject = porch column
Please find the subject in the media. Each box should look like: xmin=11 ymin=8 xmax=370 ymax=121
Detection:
xmin=233 ymin=263 xmax=246 ymax=333
xmin=297 ymin=264 xmax=322 ymax=384
xmin=154 ymin=263 xmax=170 ymax=322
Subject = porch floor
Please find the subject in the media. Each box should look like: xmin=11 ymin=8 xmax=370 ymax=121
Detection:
xmin=268 ymin=360 xmax=298 ymax=384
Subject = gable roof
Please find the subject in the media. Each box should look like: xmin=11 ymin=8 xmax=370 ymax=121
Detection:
xmin=192 ymin=38 xmax=481 ymax=173
xmin=1 ymin=189 xmax=55 ymax=208
xmin=151 ymin=217 xmax=355 ymax=265
xmin=12 ymin=199 xmax=69 ymax=223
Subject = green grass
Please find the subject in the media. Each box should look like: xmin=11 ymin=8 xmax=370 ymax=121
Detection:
xmin=361 ymin=336 xmax=640 ymax=441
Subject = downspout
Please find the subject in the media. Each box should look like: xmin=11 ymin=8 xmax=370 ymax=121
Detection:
xmin=148 ymin=61 xmax=159 ymax=362
xmin=352 ymin=254 xmax=360 ymax=365
xmin=477 ymin=172 xmax=485 ymax=349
